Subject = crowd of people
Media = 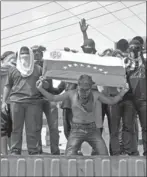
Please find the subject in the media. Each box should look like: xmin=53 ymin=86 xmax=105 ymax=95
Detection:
xmin=1 ymin=19 xmax=146 ymax=156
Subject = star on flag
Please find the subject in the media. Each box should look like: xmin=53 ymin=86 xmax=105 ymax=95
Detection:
xmin=62 ymin=63 xmax=108 ymax=74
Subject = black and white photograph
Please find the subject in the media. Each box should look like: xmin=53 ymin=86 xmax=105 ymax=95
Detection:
xmin=1 ymin=0 xmax=146 ymax=176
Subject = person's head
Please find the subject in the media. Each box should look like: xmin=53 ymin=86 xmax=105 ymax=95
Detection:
xmin=81 ymin=39 xmax=97 ymax=54
xmin=132 ymin=36 xmax=144 ymax=46
xmin=77 ymin=74 xmax=94 ymax=99
xmin=31 ymin=45 xmax=46 ymax=61
xmin=1 ymin=51 xmax=16 ymax=66
xmin=19 ymin=46 xmax=31 ymax=67
xmin=116 ymin=39 xmax=129 ymax=53
xmin=128 ymin=39 xmax=142 ymax=59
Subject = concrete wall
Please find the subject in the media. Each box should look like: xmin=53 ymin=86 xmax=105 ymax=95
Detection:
xmin=1 ymin=156 xmax=146 ymax=176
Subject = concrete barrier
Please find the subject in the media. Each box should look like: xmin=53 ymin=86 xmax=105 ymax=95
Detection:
xmin=1 ymin=156 xmax=146 ymax=176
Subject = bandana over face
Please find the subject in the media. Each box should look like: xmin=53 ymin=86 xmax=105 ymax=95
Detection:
xmin=77 ymin=75 xmax=94 ymax=112
xmin=16 ymin=47 xmax=34 ymax=77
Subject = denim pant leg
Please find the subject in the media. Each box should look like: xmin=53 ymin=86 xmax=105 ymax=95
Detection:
xmin=131 ymin=115 xmax=139 ymax=155
xmin=43 ymin=101 xmax=60 ymax=154
xmin=118 ymin=119 xmax=124 ymax=153
xmin=10 ymin=103 xmax=25 ymax=154
xmin=109 ymin=103 xmax=122 ymax=155
xmin=122 ymin=100 xmax=136 ymax=155
xmin=87 ymin=128 xmax=109 ymax=155
xmin=25 ymin=103 xmax=43 ymax=155
xmin=63 ymin=108 xmax=73 ymax=140
xmin=135 ymin=100 xmax=147 ymax=156
xmin=65 ymin=128 xmax=85 ymax=156
xmin=38 ymin=101 xmax=50 ymax=153
xmin=49 ymin=108 xmax=60 ymax=155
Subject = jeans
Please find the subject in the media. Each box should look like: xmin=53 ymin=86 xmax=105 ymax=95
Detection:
xmin=65 ymin=122 xmax=108 ymax=156
xmin=38 ymin=101 xmax=60 ymax=155
xmin=133 ymin=100 xmax=147 ymax=156
xmin=109 ymin=100 xmax=137 ymax=155
xmin=10 ymin=102 xmax=43 ymax=155
xmin=119 ymin=116 xmax=139 ymax=155
xmin=63 ymin=108 xmax=73 ymax=139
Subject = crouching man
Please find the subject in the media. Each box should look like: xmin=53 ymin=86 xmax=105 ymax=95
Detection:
xmin=36 ymin=75 xmax=128 ymax=156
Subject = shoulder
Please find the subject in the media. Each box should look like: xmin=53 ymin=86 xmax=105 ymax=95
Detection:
xmin=34 ymin=64 xmax=42 ymax=70
xmin=68 ymin=89 xmax=76 ymax=94
xmin=92 ymin=90 xmax=99 ymax=99
xmin=67 ymin=89 xmax=76 ymax=99
xmin=8 ymin=66 xmax=19 ymax=76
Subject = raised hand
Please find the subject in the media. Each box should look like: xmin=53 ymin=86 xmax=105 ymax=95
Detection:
xmin=79 ymin=18 xmax=89 ymax=32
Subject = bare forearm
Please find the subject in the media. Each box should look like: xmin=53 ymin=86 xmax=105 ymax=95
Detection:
xmin=2 ymin=86 xmax=11 ymax=103
xmin=82 ymin=31 xmax=88 ymax=41
xmin=39 ymin=88 xmax=55 ymax=101
xmin=109 ymin=94 xmax=123 ymax=105
xmin=99 ymin=91 xmax=125 ymax=105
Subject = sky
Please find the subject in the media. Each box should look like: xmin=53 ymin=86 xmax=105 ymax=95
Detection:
xmin=1 ymin=1 xmax=146 ymax=87
xmin=1 ymin=1 xmax=146 ymax=53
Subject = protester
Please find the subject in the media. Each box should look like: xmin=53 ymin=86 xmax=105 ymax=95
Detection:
xmin=32 ymin=45 xmax=65 ymax=154
xmin=127 ymin=39 xmax=147 ymax=156
xmin=1 ymin=46 xmax=46 ymax=155
xmin=98 ymin=49 xmax=139 ymax=155
xmin=80 ymin=19 xmax=110 ymax=155
xmin=1 ymin=51 xmax=16 ymax=155
xmin=36 ymin=74 xmax=129 ymax=155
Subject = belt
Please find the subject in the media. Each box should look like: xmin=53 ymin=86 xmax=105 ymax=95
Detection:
xmin=71 ymin=122 xmax=96 ymax=129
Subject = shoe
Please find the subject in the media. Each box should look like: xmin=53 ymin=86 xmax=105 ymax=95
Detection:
xmin=77 ymin=151 xmax=83 ymax=156
xmin=131 ymin=152 xmax=139 ymax=156
xmin=11 ymin=152 xmax=21 ymax=155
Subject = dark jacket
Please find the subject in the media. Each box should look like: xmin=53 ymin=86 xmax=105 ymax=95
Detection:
xmin=1 ymin=104 xmax=12 ymax=138
xmin=128 ymin=62 xmax=146 ymax=101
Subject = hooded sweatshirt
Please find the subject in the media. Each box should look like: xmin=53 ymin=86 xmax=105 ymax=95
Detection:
xmin=129 ymin=60 xmax=146 ymax=101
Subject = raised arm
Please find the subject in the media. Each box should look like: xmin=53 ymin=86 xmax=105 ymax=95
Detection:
xmin=97 ymin=84 xmax=129 ymax=105
xmin=79 ymin=18 xmax=89 ymax=41
xmin=36 ymin=80 xmax=69 ymax=102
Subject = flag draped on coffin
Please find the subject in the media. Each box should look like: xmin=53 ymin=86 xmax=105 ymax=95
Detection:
xmin=43 ymin=50 xmax=126 ymax=87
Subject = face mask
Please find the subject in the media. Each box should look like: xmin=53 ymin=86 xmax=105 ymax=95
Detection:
xmin=20 ymin=54 xmax=30 ymax=67
xmin=129 ymin=45 xmax=141 ymax=59
xmin=83 ymin=47 xmax=94 ymax=54
xmin=77 ymin=85 xmax=91 ymax=100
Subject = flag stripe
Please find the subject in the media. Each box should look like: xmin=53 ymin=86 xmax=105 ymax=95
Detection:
xmin=43 ymin=50 xmax=126 ymax=87
xmin=43 ymin=60 xmax=125 ymax=76
xmin=44 ymin=50 xmax=125 ymax=67
xmin=44 ymin=70 xmax=126 ymax=87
